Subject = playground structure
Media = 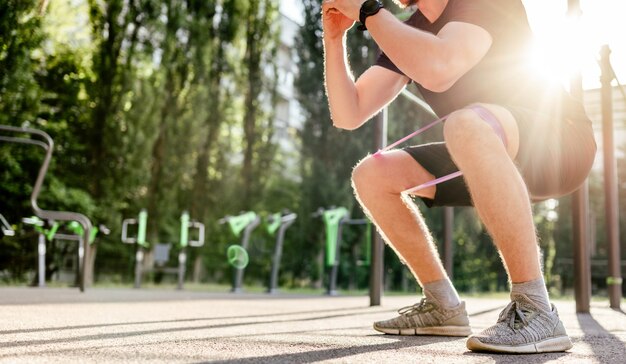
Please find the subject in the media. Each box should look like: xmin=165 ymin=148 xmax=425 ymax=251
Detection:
xmin=0 ymin=125 xmax=94 ymax=292
xmin=122 ymin=210 xmax=205 ymax=290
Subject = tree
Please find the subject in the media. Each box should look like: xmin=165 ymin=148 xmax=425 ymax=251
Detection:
xmin=240 ymin=0 xmax=280 ymax=209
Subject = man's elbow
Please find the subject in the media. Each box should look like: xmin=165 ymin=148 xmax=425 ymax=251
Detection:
xmin=418 ymin=65 xmax=456 ymax=93
xmin=331 ymin=114 xmax=362 ymax=130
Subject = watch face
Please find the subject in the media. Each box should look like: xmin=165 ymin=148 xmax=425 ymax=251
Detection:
xmin=362 ymin=0 xmax=382 ymax=14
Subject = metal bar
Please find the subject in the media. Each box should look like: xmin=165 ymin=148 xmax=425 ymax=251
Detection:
xmin=268 ymin=214 xmax=296 ymax=294
xmin=0 ymin=214 xmax=15 ymax=236
xmin=570 ymin=110 xmax=592 ymax=313
xmin=232 ymin=215 xmax=261 ymax=293
xmin=567 ymin=0 xmax=592 ymax=314
xmin=328 ymin=217 xmax=345 ymax=296
xmin=443 ymin=207 xmax=454 ymax=279
xmin=600 ymin=45 xmax=622 ymax=309
xmin=1 ymin=125 xmax=93 ymax=292
xmin=134 ymin=248 xmax=144 ymax=288
xmin=608 ymin=64 xmax=626 ymax=106
xmin=400 ymin=89 xmax=436 ymax=117
xmin=0 ymin=136 xmax=48 ymax=149
xmin=370 ymin=108 xmax=387 ymax=306
xmin=177 ymin=249 xmax=186 ymax=290
xmin=38 ymin=234 xmax=46 ymax=287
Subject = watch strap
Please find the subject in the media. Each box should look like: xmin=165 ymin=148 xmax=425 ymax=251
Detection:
xmin=358 ymin=0 xmax=383 ymax=31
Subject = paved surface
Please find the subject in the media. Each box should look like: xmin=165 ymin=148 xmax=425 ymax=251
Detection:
xmin=0 ymin=287 xmax=625 ymax=363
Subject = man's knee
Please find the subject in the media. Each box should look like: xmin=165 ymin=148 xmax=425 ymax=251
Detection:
xmin=351 ymin=156 xmax=378 ymax=194
xmin=443 ymin=108 xmax=491 ymax=149
xmin=444 ymin=105 xmax=519 ymax=158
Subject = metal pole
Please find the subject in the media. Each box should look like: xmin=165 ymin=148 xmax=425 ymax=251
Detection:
xmin=38 ymin=234 xmax=46 ymax=287
xmin=599 ymin=45 xmax=622 ymax=309
xmin=268 ymin=215 xmax=296 ymax=294
xmin=134 ymin=248 xmax=143 ymax=289
xmin=328 ymin=219 xmax=345 ymax=296
xmin=443 ymin=207 xmax=454 ymax=279
xmin=370 ymin=108 xmax=387 ymax=306
xmin=177 ymin=249 xmax=186 ymax=290
xmin=232 ymin=216 xmax=261 ymax=293
xmin=568 ymin=0 xmax=592 ymax=314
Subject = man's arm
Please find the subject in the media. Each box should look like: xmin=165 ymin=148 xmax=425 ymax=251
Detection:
xmin=324 ymin=35 xmax=409 ymax=130
xmin=365 ymin=10 xmax=492 ymax=92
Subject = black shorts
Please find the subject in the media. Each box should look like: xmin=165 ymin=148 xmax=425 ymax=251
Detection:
xmin=404 ymin=104 xmax=597 ymax=207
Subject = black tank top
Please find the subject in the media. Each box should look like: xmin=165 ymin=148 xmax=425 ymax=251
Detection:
xmin=375 ymin=0 xmax=581 ymax=118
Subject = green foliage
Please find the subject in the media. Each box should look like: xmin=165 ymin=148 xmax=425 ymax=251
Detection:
xmin=0 ymin=0 xmax=281 ymax=285
xmin=0 ymin=1 xmax=45 ymax=126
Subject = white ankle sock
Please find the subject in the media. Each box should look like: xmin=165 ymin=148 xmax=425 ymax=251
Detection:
xmin=423 ymin=278 xmax=461 ymax=308
xmin=511 ymin=276 xmax=551 ymax=311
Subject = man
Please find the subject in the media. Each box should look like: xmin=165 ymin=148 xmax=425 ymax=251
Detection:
xmin=322 ymin=0 xmax=596 ymax=354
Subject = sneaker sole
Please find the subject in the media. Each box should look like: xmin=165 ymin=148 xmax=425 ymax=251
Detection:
xmin=374 ymin=324 xmax=472 ymax=337
xmin=466 ymin=335 xmax=573 ymax=353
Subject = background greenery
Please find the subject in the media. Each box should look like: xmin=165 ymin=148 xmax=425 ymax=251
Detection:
xmin=0 ymin=0 xmax=623 ymax=296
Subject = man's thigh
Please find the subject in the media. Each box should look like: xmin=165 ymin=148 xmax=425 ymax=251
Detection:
xmin=467 ymin=103 xmax=521 ymax=159
xmin=354 ymin=149 xmax=437 ymax=200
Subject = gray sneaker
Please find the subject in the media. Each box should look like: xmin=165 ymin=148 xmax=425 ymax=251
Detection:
xmin=373 ymin=297 xmax=472 ymax=336
xmin=466 ymin=293 xmax=573 ymax=353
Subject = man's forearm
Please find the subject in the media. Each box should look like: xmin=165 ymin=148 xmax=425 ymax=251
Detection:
xmin=321 ymin=1 xmax=490 ymax=100
xmin=324 ymin=36 xmax=362 ymax=130
xmin=365 ymin=9 xmax=450 ymax=91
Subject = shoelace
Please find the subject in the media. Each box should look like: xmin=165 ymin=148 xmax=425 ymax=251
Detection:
xmin=498 ymin=301 xmax=532 ymax=330
xmin=398 ymin=298 xmax=435 ymax=316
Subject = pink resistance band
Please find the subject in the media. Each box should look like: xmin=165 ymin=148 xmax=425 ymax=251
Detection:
xmin=373 ymin=105 xmax=508 ymax=194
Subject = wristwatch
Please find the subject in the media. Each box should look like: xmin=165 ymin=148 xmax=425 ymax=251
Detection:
xmin=358 ymin=0 xmax=384 ymax=31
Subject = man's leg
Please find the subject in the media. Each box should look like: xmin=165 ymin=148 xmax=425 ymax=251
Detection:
xmin=443 ymin=104 xmax=572 ymax=353
xmin=442 ymin=105 xmax=546 ymax=295
xmin=352 ymin=150 xmax=471 ymax=336
xmin=352 ymin=150 xmax=446 ymax=285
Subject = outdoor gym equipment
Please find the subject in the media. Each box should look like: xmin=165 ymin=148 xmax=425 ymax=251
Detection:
xmin=220 ymin=212 xmax=261 ymax=293
xmin=177 ymin=211 xmax=205 ymax=289
xmin=22 ymin=216 xmax=109 ymax=287
xmin=0 ymin=214 xmax=15 ymax=237
xmin=122 ymin=210 xmax=204 ymax=289
xmin=227 ymin=245 xmax=249 ymax=270
xmin=266 ymin=212 xmax=297 ymax=294
xmin=316 ymin=207 xmax=371 ymax=296
xmin=122 ymin=209 xmax=149 ymax=288
xmin=0 ymin=125 xmax=93 ymax=292
xmin=22 ymin=216 xmax=54 ymax=287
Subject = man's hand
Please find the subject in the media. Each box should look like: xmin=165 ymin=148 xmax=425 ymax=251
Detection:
xmin=322 ymin=1 xmax=358 ymax=40
xmin=322 ymin=0 xmax=364 ymax=22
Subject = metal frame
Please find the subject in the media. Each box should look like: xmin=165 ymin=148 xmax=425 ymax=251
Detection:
xmin=328 ymin=216 xmax=369 ymax=296
xmin=0 ymin=125 xmax=93 ymax=292
xmin=267 ymin=213 xmax=297 ymax=294
xmin=232 ymin=215 xmax=261 ymax=293
xmin=599 ymin=45 xmax=623 ymax=309
xmin=0 ymin=214 xmax=15 ymax=237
